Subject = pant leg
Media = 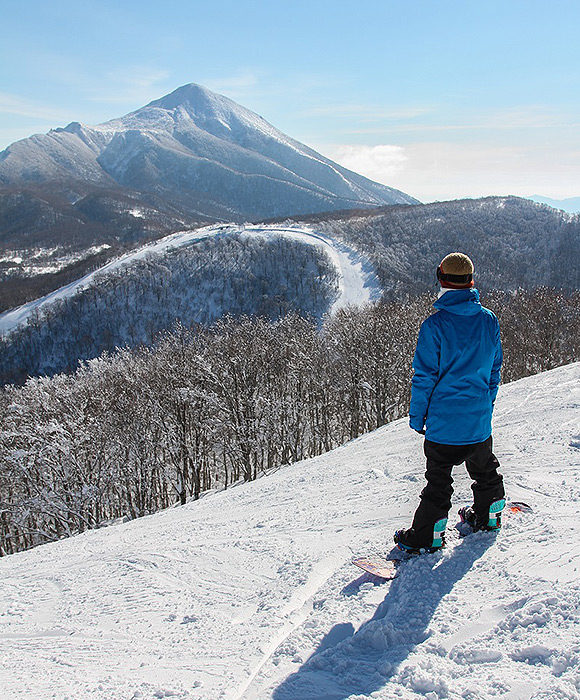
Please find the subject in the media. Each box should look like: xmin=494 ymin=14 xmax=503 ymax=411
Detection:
xmin=464 ymin=436 xmax=505 ymax=523
xmin=410 ymin=440 xmax=470 ymax=545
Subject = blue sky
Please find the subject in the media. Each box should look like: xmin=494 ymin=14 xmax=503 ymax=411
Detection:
xmin=1 ymin=0 xmax=579 ymax=202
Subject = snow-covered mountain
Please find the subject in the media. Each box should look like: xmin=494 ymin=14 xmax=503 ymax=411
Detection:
xmin=1 ymin=361 xmax=579 ymax=700
xmin=0 ymin=83 xmax=418 ymax=221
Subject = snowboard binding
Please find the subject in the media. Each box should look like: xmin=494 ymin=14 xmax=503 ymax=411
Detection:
xmin=458 ymin=498 xmax=506 ymax=532
xmin=394 ymin=517 xmax=447 ymax=555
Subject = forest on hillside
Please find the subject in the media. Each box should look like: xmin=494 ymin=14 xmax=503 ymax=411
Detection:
xmin=299 ymin=196 xmax=580 ymax=296
xmin=1 ymin=287 xmax=578 ymax=555
xmin=0 ymin=233 xmax=339 ymax=384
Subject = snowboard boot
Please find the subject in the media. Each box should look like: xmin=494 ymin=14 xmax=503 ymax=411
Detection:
xmin=459 ymin=498 xmax=506 ymax=532
xmin=394 ymin=518 xmax=447 ymax=555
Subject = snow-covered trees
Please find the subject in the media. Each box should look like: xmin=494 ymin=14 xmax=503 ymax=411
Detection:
xmin=1 ymin=288 xmax=578 ymax=555
xmin=487 ymin=288 xmax=580 ymax=382
xmin=306 ymin=196 xmax=580 ymax=297
xmin=0 ymin=303 xmax=423 ymax=554
xmin=0 ymin=233 xmax=339 ymax=384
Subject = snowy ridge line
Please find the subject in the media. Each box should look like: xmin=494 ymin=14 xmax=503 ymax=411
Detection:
xmin=0 ymin=224 xmax=380 ymax=338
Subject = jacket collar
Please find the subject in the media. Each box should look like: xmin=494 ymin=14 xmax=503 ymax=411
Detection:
xmin=433 ymin=287 xmax=482 ymax=316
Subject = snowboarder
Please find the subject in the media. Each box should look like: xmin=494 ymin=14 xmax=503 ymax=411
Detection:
xmin=394 ymin=253 xmax=505 ymax=554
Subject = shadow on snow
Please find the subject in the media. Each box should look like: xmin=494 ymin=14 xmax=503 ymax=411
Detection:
xmin=272 ymin=534 xmax=495 ymax=700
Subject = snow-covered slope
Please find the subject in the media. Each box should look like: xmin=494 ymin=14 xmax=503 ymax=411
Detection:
xmin=0 ymin=83 xmax=418 ymax=221
xmin=0 ymin=224 xmax=380 ymax=338
xmin=1 ymin=362 xmax=579 ymax=700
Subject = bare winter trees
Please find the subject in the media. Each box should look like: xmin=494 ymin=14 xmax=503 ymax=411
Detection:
xmin=487 ymin=288 xmax=580 ymax=382
xmin=1 ymin=287 xmax=578 ymax=555
xmin=0 ymin=303 xmax=423 ymax=554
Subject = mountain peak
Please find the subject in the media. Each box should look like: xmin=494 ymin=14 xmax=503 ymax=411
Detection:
xmin=0 ymin=82 xmax=419 ymax=216
xmin=144 ymin=83 xmax=242 ymax=122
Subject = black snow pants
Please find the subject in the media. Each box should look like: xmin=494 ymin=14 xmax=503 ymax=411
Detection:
xmin=410 ymin=436 xmax=504 ymax=546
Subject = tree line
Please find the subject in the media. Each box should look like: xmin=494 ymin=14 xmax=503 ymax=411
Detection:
xmin=0 ymin=233 xmax=338 ymax=384
xmin=1 ymin=288 xmax=578 ymax=555
xmin=299 ymin=196 xmax=580 ymax=297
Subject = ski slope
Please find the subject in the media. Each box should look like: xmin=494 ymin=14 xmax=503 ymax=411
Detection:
xmin=0 ymin=225 xmax=380 ymax=337
xmin=1 ymin=362 xmax=579 ymax=700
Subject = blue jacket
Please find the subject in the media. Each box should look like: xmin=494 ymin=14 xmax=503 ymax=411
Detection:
xmin=409 ymin=288 xmax=502 ymax=445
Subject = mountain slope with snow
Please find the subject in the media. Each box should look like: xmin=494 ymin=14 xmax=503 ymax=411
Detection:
xmin=1 ymin=362 xmax=579 ymax=700
xmin=0 ymin=224 xmax=380 ymax=339
xmin=0 ymin=83 xmax=418 ymax=222
xmin=0 ymin=222 xmax=382 ymax=381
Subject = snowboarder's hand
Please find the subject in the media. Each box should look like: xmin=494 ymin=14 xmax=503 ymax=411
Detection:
xmin=409 ymin=416 xmax=425 ymax=433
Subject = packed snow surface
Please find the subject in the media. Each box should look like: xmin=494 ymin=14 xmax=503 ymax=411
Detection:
xmin=0 ymin=224 xmax=380 ymax=337
xmin=1 ymin=362 xmax=580 ymax=700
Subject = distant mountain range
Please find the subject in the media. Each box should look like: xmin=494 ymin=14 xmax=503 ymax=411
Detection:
xmin=527 ymin=195 xmax=580 ymax=214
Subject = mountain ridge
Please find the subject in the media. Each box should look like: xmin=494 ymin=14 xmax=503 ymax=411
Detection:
xmin=1 ymin=194 xmax=578 ymax=383
xmin=527 ymin=194 xmax=580 ymax=213
xmin=0 ymin=83 xmax=419 ymax=220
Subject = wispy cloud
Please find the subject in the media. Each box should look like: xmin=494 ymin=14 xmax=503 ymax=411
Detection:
xmin=483 ymin=105 xmax=579 ymax=130
xmin=86 ymin=68 xmax=171 ymax=105
xmin=0 ymin=92 xmax=73 ymax=122
xmin=343 ymin=105 xmax=580 ymax=136
xmin=300 ymin=104 xmax=431 ymax=122
xmin=204 ymin=72 xmax=260 ymax=95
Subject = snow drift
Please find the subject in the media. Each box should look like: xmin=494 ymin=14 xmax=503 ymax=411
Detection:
xmin=0 ymin=362 xmax=579 ymax=700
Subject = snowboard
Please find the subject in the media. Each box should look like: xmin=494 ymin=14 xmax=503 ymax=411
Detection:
xmin=352 ymin=555 xmax=399 ymax=580
xmin=506 ymin=500 xmax=532 ymax=514
xmin=353 ymin=502 xmax=532 ymax=578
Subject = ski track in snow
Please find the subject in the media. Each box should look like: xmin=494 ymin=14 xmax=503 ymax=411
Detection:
xmin=0 ymin=224 xmax=380 ymax=337
xmin=1 ymin=362 xmax=580 ymax=700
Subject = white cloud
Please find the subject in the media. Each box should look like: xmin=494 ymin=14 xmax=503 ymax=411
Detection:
xmin=315 ymin=139 xmax=580 ymax=203
xmin=383 ymin=141 xmax=580 ymax=202
xmin=323 ymin=144 xmax=408 ymax=183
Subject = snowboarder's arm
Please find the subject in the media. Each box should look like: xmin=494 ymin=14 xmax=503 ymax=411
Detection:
xmin=409 ymin=319 xmax=440 ymax=432
xmin=489 ymin=321 xmax=503 ymax=405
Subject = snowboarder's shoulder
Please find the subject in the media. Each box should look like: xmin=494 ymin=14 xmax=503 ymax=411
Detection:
xmin=421 ymin=309 xmax=444 ymax=331
xmin=480 ymin=305 xmax=500 ymax=324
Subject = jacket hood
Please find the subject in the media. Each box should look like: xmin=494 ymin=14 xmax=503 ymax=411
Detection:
xmin=433 ymin=288 xmax=482 ymax=316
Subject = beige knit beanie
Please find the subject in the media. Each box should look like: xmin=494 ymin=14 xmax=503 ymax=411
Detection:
xmin=437 ymin=253 xmax=474 ymax=288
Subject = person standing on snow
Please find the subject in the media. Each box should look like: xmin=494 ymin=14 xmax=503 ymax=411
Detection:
xmin=394 ymin=252 xmax=505 ymax=554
